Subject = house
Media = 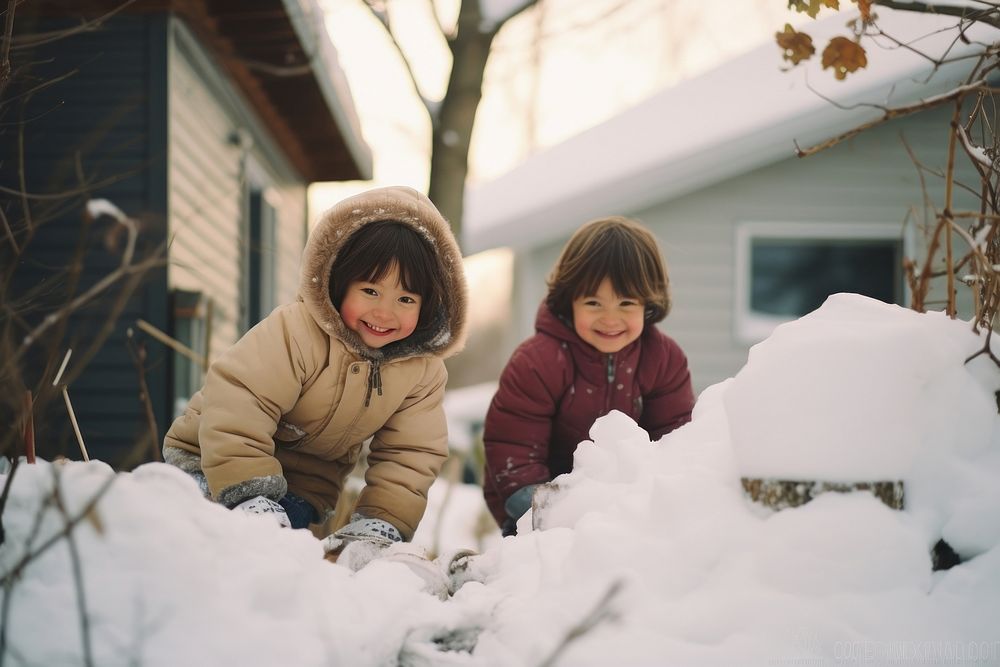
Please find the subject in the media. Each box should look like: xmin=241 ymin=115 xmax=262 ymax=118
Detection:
xmin=463 ymin=8 xmax=992 ymax=395
xmin=3 ymin=0 xmax=372 ymax=466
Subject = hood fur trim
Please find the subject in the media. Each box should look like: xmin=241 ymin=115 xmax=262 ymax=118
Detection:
xmin=299 ymin=186 xmax=468 ymax=361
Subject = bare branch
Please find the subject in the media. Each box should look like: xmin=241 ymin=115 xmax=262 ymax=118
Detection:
xmin=965 ymin=330 xmax=1000 ymax=366
xmin=361 ymin=1 xmax=435 ymax=116
xmin=126 ymin=329 xmax=161 ymax=463
xmin=0 ymin=457 xmax=19 ymax=547
xmin=0 ymin=167 xmax=140 ymax=200
xmin=0 ymin=206 xmax=17 ymax=254
xmin=943 ymin=102 xmax=962 ymax=317
xmin=796 ymin=79 xmax=986 ymax=157
xmin=490 ymin=0 xmax=633 ymax=54
xmin=0 ymin=65 xmax=78 ymax=110
xmin=874 ymin=0 xmax=1000 ymax=31
xmin=51 ymin=467 xmax=95 ymax=667
xmin=866 ymin=19 xmax=971 ymax=69
xmin=135 ymin=318 xmax=206 ymax=369
xmin=537 ymin=579 xmax=623 ymax=667
xmin=11 ymin=0 xmax=136 ymax=50
xmin=9 ymin=209 xmax=164 ymax=367
xmin=0 ymin=0 xmax=15 ymax=97
xmin=16 ymin=104 xmax=29 ymax=234
xmin=21 ymin=391 xmax=33 ymax=464
xmin=957 ymin=122 xmax=995 ymax=168
xmin=0 ymin=472 xmax=116 ymax=587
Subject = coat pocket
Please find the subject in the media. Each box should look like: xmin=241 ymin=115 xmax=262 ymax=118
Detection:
xmin=274 ymin=420 xmax=310 ymax=450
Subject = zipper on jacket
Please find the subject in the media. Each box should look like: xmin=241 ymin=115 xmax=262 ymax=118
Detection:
xmin=364 ymin=359 xmax=383 ymax=407
xmin=332 ymin=359 xmax=378 ymax=451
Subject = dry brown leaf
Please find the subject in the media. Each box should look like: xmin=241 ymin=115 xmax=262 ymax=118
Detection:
xmin=85 ymin=507 xmax=105 ymax=535
xmin=789 ymin=0 xmax=840 ymax=18
xmin=821 ymin=36 xmax=868 ymax=79
xmin=855 ymin=0 xmax=873 ymax=21
xmin=776 ymin=24 xmax=816 ymax=66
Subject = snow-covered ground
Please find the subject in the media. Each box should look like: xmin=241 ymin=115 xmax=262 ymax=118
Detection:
xmin=2 ymin=294 xmax=999 ymax=666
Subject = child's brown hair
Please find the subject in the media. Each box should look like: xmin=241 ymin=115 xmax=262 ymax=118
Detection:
xmin=546 ymin=216 xmax=671 ymax=323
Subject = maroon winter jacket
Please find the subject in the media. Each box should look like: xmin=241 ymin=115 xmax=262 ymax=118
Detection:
xmin=482 ymin=302 xmax=695 ymax=526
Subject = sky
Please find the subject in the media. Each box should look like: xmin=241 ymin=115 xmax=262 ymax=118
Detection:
xmin=4 ymin=293 xmax=1000 ymax=666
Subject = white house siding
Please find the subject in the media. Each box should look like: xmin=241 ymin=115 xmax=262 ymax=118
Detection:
xmin=166 ymin=19 xmax=307 ymax=362
xmin=510 ymin=104 xmax=981 ymax=397
xmin=269 ymin=184 xmax=308 ymax=308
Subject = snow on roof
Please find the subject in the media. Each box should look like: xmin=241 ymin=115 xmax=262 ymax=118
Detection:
xmin=463 ymin=7 xmax=999 ymax=254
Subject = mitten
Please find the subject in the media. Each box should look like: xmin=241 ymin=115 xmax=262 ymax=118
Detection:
xmin=235 ymin=495 xmax=290 ymax=528
xmin=504 ymin=484 xmax=540 ymax=522
xmin=323 ymin=513 xmax=402 ymax=552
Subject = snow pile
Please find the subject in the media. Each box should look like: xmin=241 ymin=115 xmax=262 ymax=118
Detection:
xmin=2 ymin=294 xmax=1000 ymax=666
xmin=725 ymin=294 xmax=1000 ymax=556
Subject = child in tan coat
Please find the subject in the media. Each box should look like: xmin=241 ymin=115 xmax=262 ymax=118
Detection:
xmin=163 ymin=186 xmax=467 ymax=545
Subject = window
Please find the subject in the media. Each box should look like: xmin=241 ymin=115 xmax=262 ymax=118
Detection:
xmin=735 ymin=222 xmax=906 ymax=342
xmin=170 ymin=290 xmax=212 ymax=418
xmin=247 ymin=187 xmax=277 ymax=327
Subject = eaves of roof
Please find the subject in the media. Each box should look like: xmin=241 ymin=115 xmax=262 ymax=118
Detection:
xmin=180 ymin=0 xmax=373 ymax=182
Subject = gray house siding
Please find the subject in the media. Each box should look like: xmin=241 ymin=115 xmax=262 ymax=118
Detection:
xmin=3 ymin=15 xmax=170 ymax=464
xmin=166 ymin=19 xmax=307 ymax=370
xmin=512 ymin=104 xmax=979 ymax=396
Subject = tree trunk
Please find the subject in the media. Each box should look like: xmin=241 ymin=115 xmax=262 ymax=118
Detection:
xmin=428 ymin=1 xmax=495 ymax=242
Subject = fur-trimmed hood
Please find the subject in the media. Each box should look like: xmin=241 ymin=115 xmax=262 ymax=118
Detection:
xmin=299 ymin=186 xmax=468 ymax=361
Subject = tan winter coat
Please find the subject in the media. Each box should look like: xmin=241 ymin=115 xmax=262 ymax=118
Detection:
xmin=163 ymin=187 xmax=467 ymax=539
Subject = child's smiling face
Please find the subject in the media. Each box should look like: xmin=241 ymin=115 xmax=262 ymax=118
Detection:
xmin=339 ymin=264 xmax=421 ymax=348
xmin=571 ymin=277 xmax=645 ymax=354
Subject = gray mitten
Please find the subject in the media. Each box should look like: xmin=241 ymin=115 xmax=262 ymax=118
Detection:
xmin=504 ymin=484 xmax=540 ymax=522
xmin=322 ymin=513 xmax=402 ymax=553
xmin=235 ymin=495 xmax=291 ymax=528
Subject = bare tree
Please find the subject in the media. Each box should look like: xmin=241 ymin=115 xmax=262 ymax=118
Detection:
xmin=777 ymin=0 xmax=1000 ymax=333
xmin=355 ymin=0 xmax=542 ymax=234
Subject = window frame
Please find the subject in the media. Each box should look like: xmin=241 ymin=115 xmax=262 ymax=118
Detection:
xmin=170 ymin=289 xmax=213 ymax=418
xmin=734 ymin=221 xmax=910 ymax=343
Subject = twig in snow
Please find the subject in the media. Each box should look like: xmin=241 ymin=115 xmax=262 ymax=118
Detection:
xmin=0 ymin=472 xmax=115 ymax=587
xmin=51 ymin=466 xmax=94 ymax=667
xmin=21 ymin=390 xmax=33 ymax=464
xmin=53 ymin=349 xmax=88 ymax=462
xmin=126 ymin=328 xmax=160 ymax=463
xmin=0 ymin=456 xmax=19 ymax=548
xmin=537 ymin=579 xmax=624 ymax=667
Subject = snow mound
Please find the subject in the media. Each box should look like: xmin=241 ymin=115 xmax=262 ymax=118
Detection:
xmin=3 ymin=294 xmax=999 ymax=665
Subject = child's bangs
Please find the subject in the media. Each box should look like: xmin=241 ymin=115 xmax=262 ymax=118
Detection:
xmin=359 ymin=223 xmax=436 ymax=297
xmin=573 ymin=236 xmax=654 ymax=302
xmin=607 ymin=260 xmax=652 ymax=302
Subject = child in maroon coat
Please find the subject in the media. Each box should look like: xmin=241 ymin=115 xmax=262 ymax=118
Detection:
xmin=483 ymin=216 xmax=695 ymax=535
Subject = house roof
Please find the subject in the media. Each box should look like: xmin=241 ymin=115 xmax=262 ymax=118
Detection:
xmin=177 ymin=0 xmax=373 ymax=182
xmin=463 ymin=8 xmax=997 ymax=254
xmin=29 ymin=0 xmax=373 ymax=183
